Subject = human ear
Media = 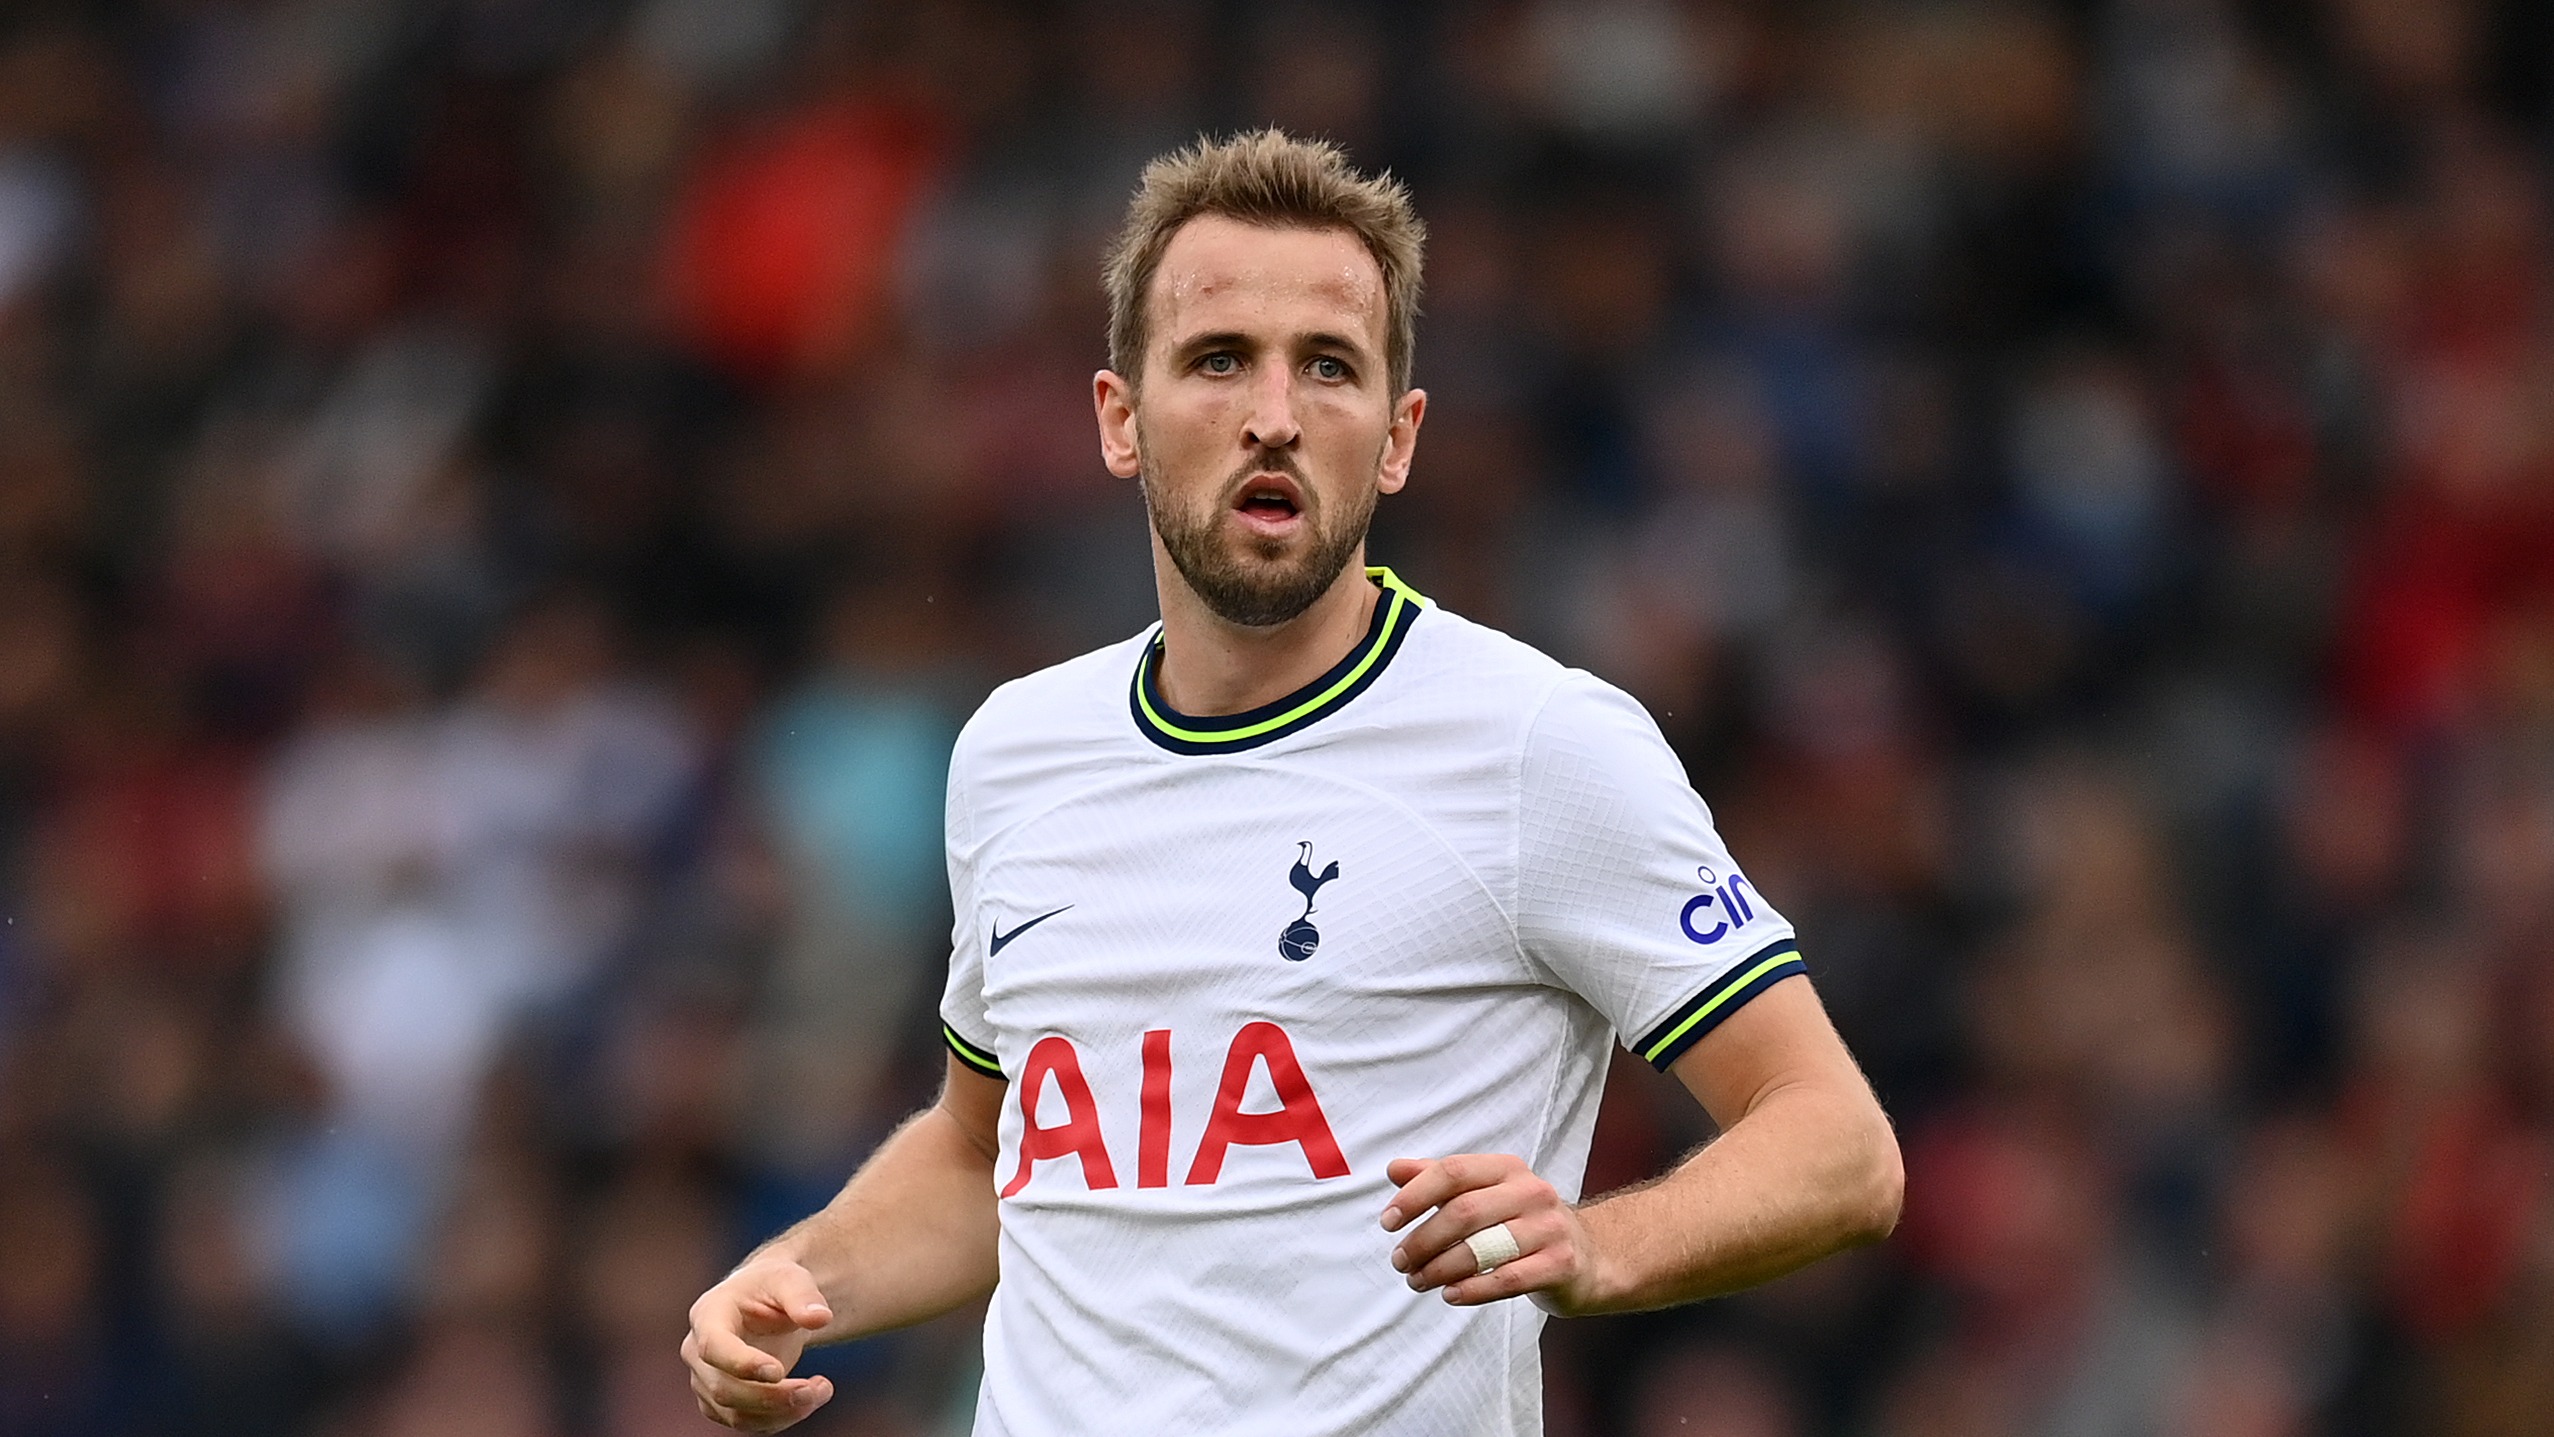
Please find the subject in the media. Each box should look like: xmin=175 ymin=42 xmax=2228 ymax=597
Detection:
xmin=1377 ymin=387 xmax=1426 ymax=495
xmin=1095 ymin=370 xmax=1142 ymax=479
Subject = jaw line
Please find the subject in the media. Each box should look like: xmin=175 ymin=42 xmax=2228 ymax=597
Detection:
xmin=1139 ymin=440 xmax=1378 ymax=628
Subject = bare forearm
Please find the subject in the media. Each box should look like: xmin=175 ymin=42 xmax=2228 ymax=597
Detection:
xmin=765 ymin=1101 xmax=1002 ymax=1341
xmin=1567 ymin=1081 xmax=1901 ymax=1314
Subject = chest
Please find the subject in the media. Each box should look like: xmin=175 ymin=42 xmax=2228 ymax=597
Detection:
xmin=973 ymin=764 xmax=1518 ymax=1044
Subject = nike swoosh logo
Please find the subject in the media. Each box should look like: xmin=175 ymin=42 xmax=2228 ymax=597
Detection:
xmin=988 ymin=905 xmax=1073 ymax=956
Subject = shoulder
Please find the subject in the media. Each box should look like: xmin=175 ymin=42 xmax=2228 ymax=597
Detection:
xmin=1396 ymin=603 xmax=1569 ymax=688
xmin=1379 ymin=603 xmax=1579 ymax=736
xmin=1390 ymin=605 xmax=1666 ymax=764
xmin=1520 ymin=667 xmax=1689 ymax=800
xmin=1400 ymin=607 xmax=1695 ymax=811
xmin=962 ymin=632 xmax=1145 ymax=736
xmin=948 ymin=628 xmax=1152 ymax=811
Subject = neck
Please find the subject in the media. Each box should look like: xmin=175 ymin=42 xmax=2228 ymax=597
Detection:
xmin=1150 ymin=550 xmax=1380 ymax=717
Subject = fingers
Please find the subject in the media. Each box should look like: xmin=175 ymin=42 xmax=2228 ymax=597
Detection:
xmin=1393 ymin=1182 xmax=1522 ymax=1277
xmin=685 ymin=1260 xmax=839 ymax=1430
xmin=1408 ymin=1207 xmax=1575 ymax=1296
xmin=736 ymin=1263 xmax=834 ymax=1337
xmin=1381 ymin=1154 xmax=1579 ymax=1304
xmin=691 ymin=1369 xmax=833 ymax=1432
xmin=691 ymin=1262 xmax=833 ymax=1386
xmin=693 ymin=1315 xmax=792 ymax=1383
xmin=1405 ymin=1203 xmax=1565 ymax=1292
xmin=1379 ymin=1152 xmax=1513 ymax=1233
xmin=1440 ymin=1240 xmax=1579 ymax=1307
xmin=1380 ymin=1154 xmax=1593 ymax=1307
xmin=684 ymin=1328 xmax=835 ymax=1431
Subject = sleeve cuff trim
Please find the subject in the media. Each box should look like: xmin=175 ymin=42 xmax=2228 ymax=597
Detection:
xmin=1633 ymin=941 xmax=1805 ymax=1070
xmin=943 ymin=1024 xmax=1005 ymax=1079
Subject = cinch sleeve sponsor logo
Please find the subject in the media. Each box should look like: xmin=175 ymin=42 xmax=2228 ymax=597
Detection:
xmin=1679 ymin=866 xmax=1761 ymax=945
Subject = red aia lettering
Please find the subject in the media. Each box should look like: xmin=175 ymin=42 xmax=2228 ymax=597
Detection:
xmin=1001 ymin=1035 xmax=1119 ymax=1197
xmin=1003 ymin=1024 xmax=1348 ymax=1195
xmin=1185 ymin=1021 xmax=1350 ymax=1184
xmin=1138 ymin=1028 xmax=1173 ymax=1189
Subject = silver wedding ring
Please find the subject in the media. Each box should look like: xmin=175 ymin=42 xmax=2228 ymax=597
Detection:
xmin=1463 ymin=1221 xmax=1522 ymax=1275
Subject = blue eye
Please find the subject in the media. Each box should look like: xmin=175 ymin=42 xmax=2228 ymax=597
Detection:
xmin=1201 ymin=353 xmax=1239 ymax=374
xmin=1311 ymin=356 xmax=1348 ymax=381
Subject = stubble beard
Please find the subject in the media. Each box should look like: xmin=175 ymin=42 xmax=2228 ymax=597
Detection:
xmin=1141 ymin=451 xmax=1379 ymax=629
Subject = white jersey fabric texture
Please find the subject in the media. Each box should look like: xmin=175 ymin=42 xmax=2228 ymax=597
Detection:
xmin=938 ymin=568 xmax=1803 ymax=1437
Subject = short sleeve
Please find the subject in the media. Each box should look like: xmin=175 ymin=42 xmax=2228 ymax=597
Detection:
xmin=937 ymin=742 xmax=1004 ymax=1080
xmin=1517 ymin=672 xmax=1804 ymax=1071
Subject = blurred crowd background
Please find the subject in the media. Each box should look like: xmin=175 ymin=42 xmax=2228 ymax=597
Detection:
xmin=1 ymin=1 xmax=2552 ymax=1434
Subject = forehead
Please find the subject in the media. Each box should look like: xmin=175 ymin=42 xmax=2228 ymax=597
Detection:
xmin=1148 ymin=214 xmax=1385 ymax=347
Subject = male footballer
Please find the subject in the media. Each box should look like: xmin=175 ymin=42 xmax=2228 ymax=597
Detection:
xmin=685 ymin=129 xmax=1902 ymax=1435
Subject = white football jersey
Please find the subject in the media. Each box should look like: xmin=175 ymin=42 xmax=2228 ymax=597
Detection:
xmin=939 ymin=569 xmax=1802 ymax=1437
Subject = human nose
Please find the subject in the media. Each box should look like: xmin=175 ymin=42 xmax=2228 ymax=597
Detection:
xmin=1242 ymin=367 xmax=1300 ymax=451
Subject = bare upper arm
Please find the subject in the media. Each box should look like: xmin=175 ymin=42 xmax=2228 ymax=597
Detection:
xmin=1665 ymin=974 xmax=1878 ymax=1130
xmin=940 ymin=1056 xmax=1008 ymax=1164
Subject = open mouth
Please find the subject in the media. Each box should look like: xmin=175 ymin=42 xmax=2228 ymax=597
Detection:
xmin=1233 ymin=474 xmax=1305 ymax=525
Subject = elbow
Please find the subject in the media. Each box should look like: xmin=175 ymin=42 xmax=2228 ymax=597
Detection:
xmin=1851 ymin=1113 xmax=1905 ymax=1245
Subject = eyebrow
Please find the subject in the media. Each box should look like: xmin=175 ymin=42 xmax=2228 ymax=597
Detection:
xmin=1168 ymin=329 xmax=1376 ymax=359
xmin=1296 ymin=330 xmax=1371 ymax=356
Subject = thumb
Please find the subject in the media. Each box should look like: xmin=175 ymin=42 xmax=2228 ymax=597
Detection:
xmin=743 ymin=1262 xmax=834 ymax=1332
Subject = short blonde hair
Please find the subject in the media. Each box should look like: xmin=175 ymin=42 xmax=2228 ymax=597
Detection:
xmin=1103 ymin=129 xmax=1425 ymax=395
